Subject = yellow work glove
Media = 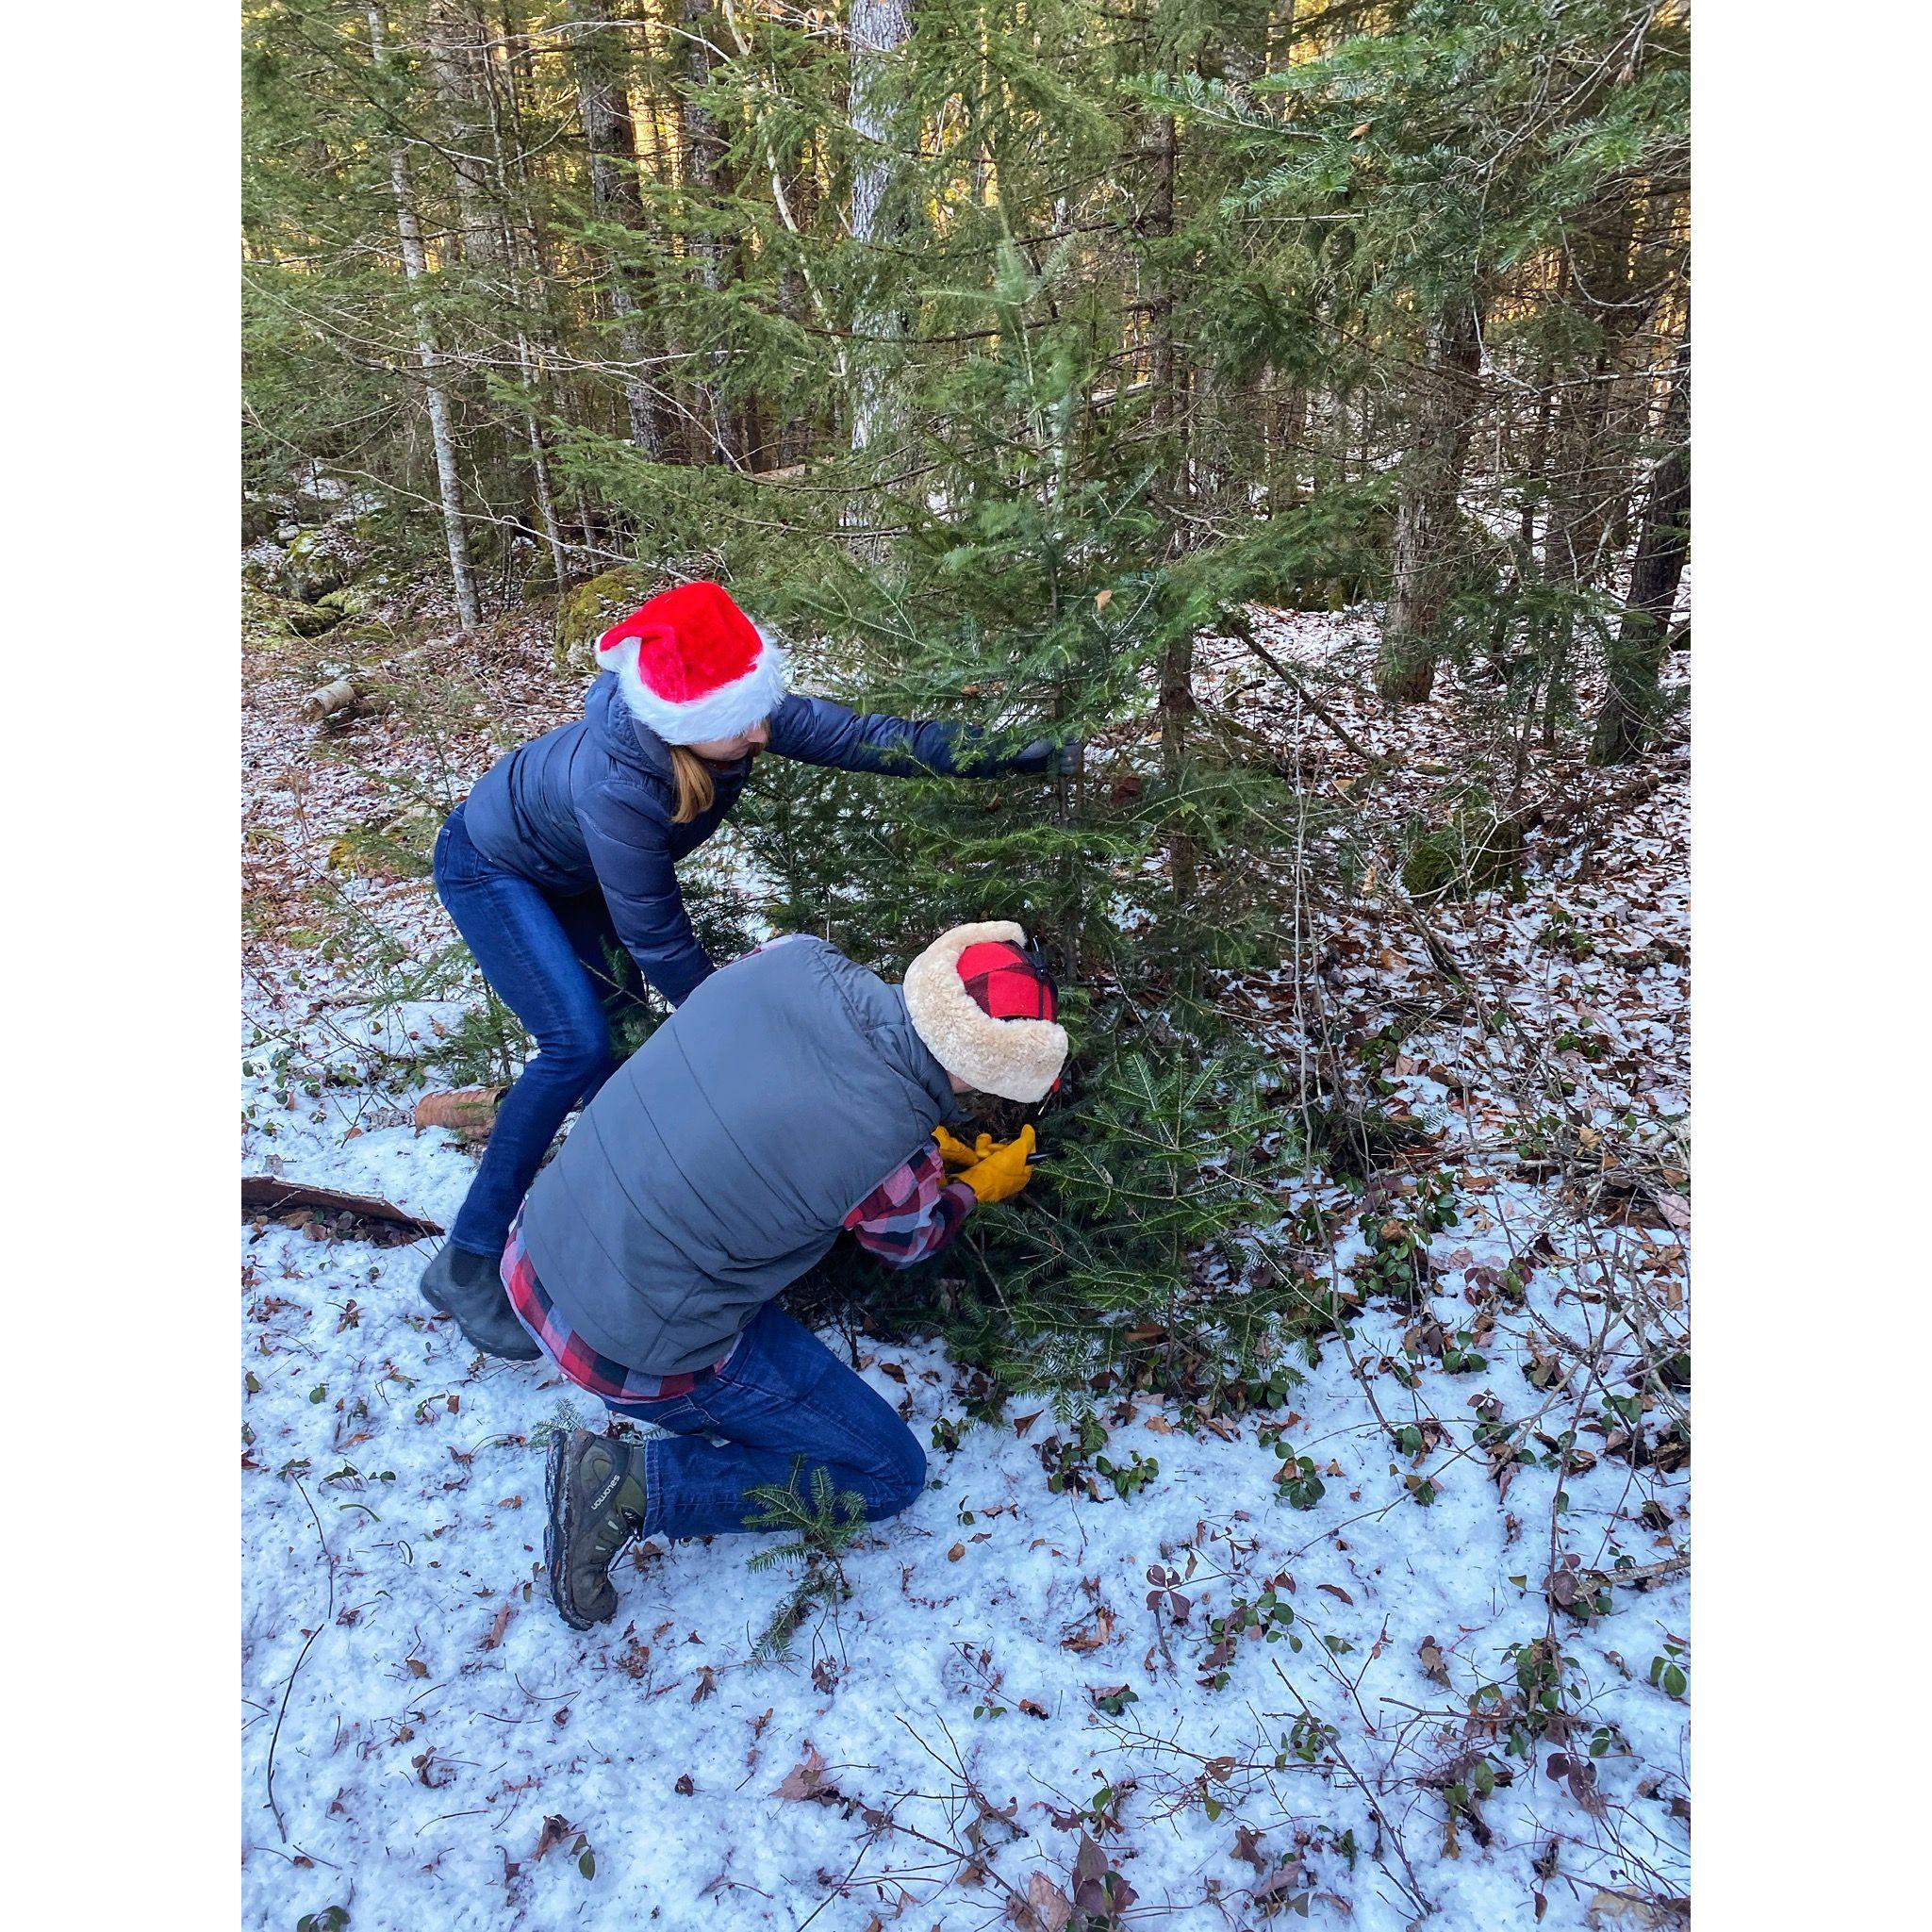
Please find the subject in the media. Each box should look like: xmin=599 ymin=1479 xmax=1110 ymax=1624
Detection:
xmin=933 ymin=1125 xmax=982 ymax=1172
xmin=956 ymin=1124 xmax=1037 ymax=1206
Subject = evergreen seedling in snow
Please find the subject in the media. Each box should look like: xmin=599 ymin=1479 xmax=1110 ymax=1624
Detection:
xmin=743 ymin=1462 xmax=867 ymax=1662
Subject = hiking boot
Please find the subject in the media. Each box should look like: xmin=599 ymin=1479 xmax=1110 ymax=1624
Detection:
xmin=546 ymin=1429 xmax=649 ymax=1630
xmin=420 ymin=1241 xmax=541 ymax=1362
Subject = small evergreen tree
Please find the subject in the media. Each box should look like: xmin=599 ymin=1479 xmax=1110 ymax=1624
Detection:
xmin=743 ymin=1462 xmax=868 ymax=1660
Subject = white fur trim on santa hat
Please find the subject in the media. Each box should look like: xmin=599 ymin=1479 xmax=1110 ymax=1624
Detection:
xmin=598 ymin=622 xmax=789 ymax=746
xmin=902 ymin=920 xmax=1069 ymax=1104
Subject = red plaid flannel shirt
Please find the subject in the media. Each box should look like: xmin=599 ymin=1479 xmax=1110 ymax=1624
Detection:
xmin=841 ymin=1139 xmax=977 ymax=1265
xmin=502 ymin=1142 xmax=973 ymax=1404
xmin=502 ymin=1214 xmax=733 ymax=1402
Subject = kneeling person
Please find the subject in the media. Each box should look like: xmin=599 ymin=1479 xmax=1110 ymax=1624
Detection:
xmin=512 ymin=920 xmax=1067 ymax=1629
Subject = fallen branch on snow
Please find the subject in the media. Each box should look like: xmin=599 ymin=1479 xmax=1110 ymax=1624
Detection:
xmin=242 ymin=1176 xmax=442 ymax=1241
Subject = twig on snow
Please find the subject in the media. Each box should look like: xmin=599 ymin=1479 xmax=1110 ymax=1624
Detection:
xmin=265 ymin=1479 xmax=338 ymax=1842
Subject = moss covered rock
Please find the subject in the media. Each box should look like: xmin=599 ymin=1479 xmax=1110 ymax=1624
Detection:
xmin=313 ymin=582 xmax=388 ymax=623
xmin=247 ymin=586 xmax=344 ymax=640
xmin=553 ymin=568 xmax=647 ymax=674
xmin=282 ymin=528 xmax=348 ymax=604
xmin=241 ymin=493 xmax=290 ymax=546
xmin=1401 ymin=794 xmax=1526 ymax=904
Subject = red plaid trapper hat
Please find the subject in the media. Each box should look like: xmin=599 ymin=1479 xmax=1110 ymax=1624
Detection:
xmin=955 ymin=940 xmax=1058 ymax=1024
xmin=903 ymin=919 xmax=1069 ymax=1102
xmin=955 ymin=940 xmax=1061 ymax=1094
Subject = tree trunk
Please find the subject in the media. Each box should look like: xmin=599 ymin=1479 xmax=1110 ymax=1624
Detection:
xmin=1519 ymin=358 xmax=1556 ymax=550
xmin=848 ymin=0 xmax=912 ymax=457
xmin=369 ymin=4 xmax=482 ymax=631
xmin=679 ymin=0 xmax=744 ymax=467
xmin=568 ymin=0 xmax=664 ymax=457
xmin=1539 ymin=193 xmax=1643 ymax=742
xmin=1377 ymin=293 xmax=1483 ymax=702
xmin=426 ymin=1 xmax=504 ymax=270
xmin=1272 ymin=379 xmax=1308 ymax=509
xmin=778 ymin=148 xmax=817 ymax=465
xmin=474 ymin=19 xmax=570 ymax=589
xmin=1143 ymin=107 xmax=1196 ymax=908
xmin=1591 ymin=334 xmax=1689 ymax=766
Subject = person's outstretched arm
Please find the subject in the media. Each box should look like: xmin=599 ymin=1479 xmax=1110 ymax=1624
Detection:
xmin=768 ymin=691 xmax=1068 ymax=779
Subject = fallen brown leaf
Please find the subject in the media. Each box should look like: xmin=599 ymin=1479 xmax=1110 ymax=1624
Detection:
xmin=777 ymin=1741 xmax=837 ymax=1803
xmin=1062 ymin=1606 xmax=1116 ymax=1654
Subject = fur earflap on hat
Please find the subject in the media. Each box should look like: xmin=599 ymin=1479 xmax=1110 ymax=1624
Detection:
xmin=903 ymin=920 xmax=1069 ymax=1103
xmin=595 ymin=580 xmax=788 ymax=745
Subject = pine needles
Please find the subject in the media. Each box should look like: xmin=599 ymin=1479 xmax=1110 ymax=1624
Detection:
xmin=743 ymin=1463 xmax=867 ymax=1663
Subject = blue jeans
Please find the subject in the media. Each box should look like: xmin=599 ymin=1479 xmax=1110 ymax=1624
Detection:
xmin=433 ymin=803 xmax=649 ymax=1258
xmin=613 ymin=1302 xmax=928 ymax=1542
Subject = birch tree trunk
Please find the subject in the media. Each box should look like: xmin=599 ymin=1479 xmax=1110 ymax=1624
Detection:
xmin=369 ymin=4 xmax=482 ymax=631
xmin=568 ymin=0 xmax=664 ymax=457
xmin=426 ymin=1 xmax=503 ymax=270
xmin=848 ymin=0 xmax=911 ymax=456
xmin=1377 ymin=293 xmax=1483 ymax=702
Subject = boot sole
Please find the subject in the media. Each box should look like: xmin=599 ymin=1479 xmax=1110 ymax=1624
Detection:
xmin=544 ymin=1431 xmax=603 ymax=1632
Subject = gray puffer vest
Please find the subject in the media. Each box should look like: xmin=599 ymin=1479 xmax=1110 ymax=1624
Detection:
xmin=519 ymin=936 xmax=957 ymax=1375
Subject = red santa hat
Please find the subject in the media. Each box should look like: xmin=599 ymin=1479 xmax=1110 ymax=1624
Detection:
xmin=594 ymin=581 xmax=788 ymax=745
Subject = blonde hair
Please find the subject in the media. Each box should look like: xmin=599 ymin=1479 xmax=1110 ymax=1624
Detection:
xmin=669 ymin=745 xmax=717 ymax=825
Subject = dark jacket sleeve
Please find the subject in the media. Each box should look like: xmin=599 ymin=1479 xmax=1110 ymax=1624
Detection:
xmin=767 ymin=691 xmax=1056 ymax=778
xmin=577 ymin=779 xmax=717 ymax=1007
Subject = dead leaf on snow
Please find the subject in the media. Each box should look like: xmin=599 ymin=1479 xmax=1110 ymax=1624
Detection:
xmin=478 ymin=1604 xmax=513 ymax=1651
xmin=1586 ymin=1891 xmax=1690 ymax=1929
xmin=1071 ymin=1830 xmax=1136 ymax=1917
xmin=1062 ymin=1606 xmax=1116 ymax=1653
xmin=1016 ymin=1871 xmax=1074 ymax=1930
xmin=533 ymin=1813 xmax=574 ymax=1862
xmin=1653 ymin=1190 xmax=1691 ymax=1230
xmin=777 ymin=1741 xmax=838 ymax=1803
xmin=1252 ymin=1859 xmax=1304 ymax=1903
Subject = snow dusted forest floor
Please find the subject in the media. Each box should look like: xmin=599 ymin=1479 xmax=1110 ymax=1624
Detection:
xmin=241 ymin=595 xmax=1690 ymax=1931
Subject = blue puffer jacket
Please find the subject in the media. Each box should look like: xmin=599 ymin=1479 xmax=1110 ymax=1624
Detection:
xmin=461 ymin=673 xmax=1054 ymax=1007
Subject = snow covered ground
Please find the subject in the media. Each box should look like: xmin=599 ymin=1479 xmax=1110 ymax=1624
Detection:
xmin=241 ymin=604 xmax=1690 ymax=1930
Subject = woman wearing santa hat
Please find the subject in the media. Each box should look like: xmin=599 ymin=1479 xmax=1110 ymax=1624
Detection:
xmin=419 ymin=579 xmax=1071 ymax=1357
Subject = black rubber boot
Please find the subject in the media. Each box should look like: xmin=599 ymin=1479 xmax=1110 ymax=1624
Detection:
xmin=545 ymin=1429 xmax=649 ymax=1630
xmin=419 ymin=1241 xmax=541 ymax=1362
